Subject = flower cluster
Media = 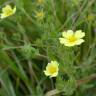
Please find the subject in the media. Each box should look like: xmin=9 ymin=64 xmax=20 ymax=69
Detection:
xmin=44 ymin=30 xmax=85 ymax=78
xmin=0 ymin=4 xmax=86 ymax=78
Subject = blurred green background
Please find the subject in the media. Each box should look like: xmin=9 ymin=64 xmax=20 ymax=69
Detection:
xmin=0 ymin=0 xmax=96 ymax=96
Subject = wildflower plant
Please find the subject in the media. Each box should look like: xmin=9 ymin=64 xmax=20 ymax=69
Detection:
xmin=0 ymin=0 xmax=96 ymax=96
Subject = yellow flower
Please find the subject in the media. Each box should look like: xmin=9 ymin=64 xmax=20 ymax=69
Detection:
xmin=59 ymin=30 xmax=85 ymax=47
xmin=35 ymin=11 xmax=44 ymax=20
xmin=44 ymin=61 xmax=59 ymax=77
xmin=37 ymin=0 xmax=44 ymax=4
xmin=0 ymin=5 xmax=16 ymax=19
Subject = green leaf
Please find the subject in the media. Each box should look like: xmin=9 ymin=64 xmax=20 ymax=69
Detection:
xmin=0 ymin=68 xmax=16 ymax=96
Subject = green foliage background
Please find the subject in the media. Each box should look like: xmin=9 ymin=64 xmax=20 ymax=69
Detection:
xmin=0 ymin=0 xmax=96 ymax=96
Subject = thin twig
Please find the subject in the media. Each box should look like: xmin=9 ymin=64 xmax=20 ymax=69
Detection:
xmin=51 ymin=0 xmax=61 ymax=25
xmin=37 ymin=54 xmax=50 ymax=61
xmin=28 ymin=60 xmax=38 ymax=83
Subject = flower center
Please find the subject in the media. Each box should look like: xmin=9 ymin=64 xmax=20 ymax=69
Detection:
xmin=68 ymin=35 xmax=77 ymax=43
xmin=49 ymin=66 xmax=57 ymax=74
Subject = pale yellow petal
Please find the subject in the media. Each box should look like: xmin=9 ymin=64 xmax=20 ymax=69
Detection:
xmin=62 ymin=30 xmax=73 ymax=38
xmin=46 ymin=65 xmax=50 ymax=71
xmin=13 ymin=6 xmax=16 ymax=14
xmin=75 ymin=39 xmax=84 ymax=45
xmin=51 ymin=61 xmax=59 ymax=66
xmin=44 ymin=70 xmax=50 ymax=76
xmin=66 ymin=30 xmax=74 ymax=37
xmin=62 ymin=31 xmax=67 ymax=38
xmin=64 ymin=42 xmax=76 ymax=47
xmin=59 ymin=38 xmax=67 ymax=44
xmin=0 ymin=13 xmax=6 ymax=19
xmin=75 ymin=30 xmax=85 ymax=39
xmin=2 ymin=5 xmax=12 ymax=12
xmin=50 ymin=72 xmax=58 ymax=77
